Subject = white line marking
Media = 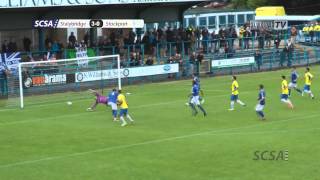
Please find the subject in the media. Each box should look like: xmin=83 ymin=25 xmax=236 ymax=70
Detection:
xmin=0 ymin=113 xmax=318 ymax=169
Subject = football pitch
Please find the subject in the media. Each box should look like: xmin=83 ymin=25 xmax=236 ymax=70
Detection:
xmin=1 ymin=66 xmax=320 ymax=180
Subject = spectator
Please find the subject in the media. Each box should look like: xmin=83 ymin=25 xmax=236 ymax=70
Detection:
xmin=167 ymin=56 xmax=176 ymax=78
xmin=202 ymin=28 xmax=209 ymax=53
xmin=51 ymin=40 xmax=60 ymax=53
xmin=195 ymin=27 xmax=201 ymax=48
xmin=1 ymin=40 xmax=9 ymax=53
xmin=274 ymin=34 xmax=281 ymax=50
xmin=84 ymin=31 xmax=90 ymax=45
xmin=309 ymin=24 xmax=314 ymax=42
xmin=286 ymin=40 xmax=294 ymax=67
xmin=129 ymin=52 xmax=141 ymax=67
xmin=244 ymin=27 xmax=251 ymax=49
xmin=188 ymin=52 xmax=196 ymax=75
xmin=265 ymin=30 xmax=272 ymax=48
xmin=23 ymin=37 xmax=32 ymax=52
xmin=68 ymin=32 xmax=76 ymax=45
xmin=128 ymin=30 xmax=136 ymax=44
xmin=67 ymin=41 xmax=74 ymax=49
xmin=238 ymin=26 xmax=245 ymax=49
xmin=290 ymin=26 xmax=298 ymax=44
xmin=167 ymin=56 xmax=175 ymax=64
xmin=145 ymin=56 xmax=154 ymax=66
xmin=159 ymin=34 xmax=167 ymax=58
xmin=210 ymin=31 xmax=217 ymax=53
xmin=195 ymin=52 xmax=204 ymax=75
xmin=257 ymin=29 xmax=265 ymax=49
xmin=8 ymin=40 xmax=17 ymax=53
xmin=254 ymin=50 xmax=263 ymax=70
xmin=40 ymin=53 xmax=49 ymax=61
xmin=219 ymin=32 xmax=226 ymax=48
xmin=230 ymin=26 xmax=238 ymax=50
xmin=45 ymin=36 xmax=52 ymax=49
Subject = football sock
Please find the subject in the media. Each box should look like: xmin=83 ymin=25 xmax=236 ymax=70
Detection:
xmin=127 ymin=115 xmax=134 ymax=122
xmin=257 ymin=111 xmax=264 ymax=118
xmin=197 ymin=105 xmax=207 ymax=116
xmin=120 ymin=116 xmax=127 ymax=124
xmin=237 ymin=100 xmax=245 ymax=106
xmin=295 ymin=88 xmax=302 ymax=94
xmin=310 ymin=92 xmax=314 ymax=99
xmin=112 ymin=110 xmax=117 ymax=118
xmin=190 ymin=103 xmax=198 ymax=115
xmin=230 ymin=101 xmax=235 ymax=109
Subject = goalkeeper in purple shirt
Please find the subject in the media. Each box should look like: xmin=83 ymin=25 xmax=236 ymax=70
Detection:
xmin=87 ymin=89 xmax=108 ymax=111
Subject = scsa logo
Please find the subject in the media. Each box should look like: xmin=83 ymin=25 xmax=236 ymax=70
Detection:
xmin=33 ymin=20 xmax=58 ymax=28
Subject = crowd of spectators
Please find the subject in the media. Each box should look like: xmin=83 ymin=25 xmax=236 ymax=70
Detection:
xmin=0 ymin=23 xmax=296 ymax=71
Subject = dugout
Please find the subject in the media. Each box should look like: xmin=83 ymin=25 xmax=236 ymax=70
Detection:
xmin=0 ymin=1 xmax=207 ymax=52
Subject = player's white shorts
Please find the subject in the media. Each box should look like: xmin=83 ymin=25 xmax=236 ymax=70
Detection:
xmin=289 ymin=82 xmax=297 ymax=89
xmin=191 ymin=96 xmax=200 ymax=105
xmin=108 ymin=102 xmax=117 ymax=110
xmin=255 ymin=104 xmax=264 ymax=111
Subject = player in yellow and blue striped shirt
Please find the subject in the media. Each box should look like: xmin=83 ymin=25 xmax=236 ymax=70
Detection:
xmin=280 ymin=75 xmax=294 ymax=109
xmin=302 ymin=67 xmax=315 ymax=99
xmin=117 ymin=90 xmax=134 ymax=127
xmin=229 ymin=76 xmax=246 ymax=111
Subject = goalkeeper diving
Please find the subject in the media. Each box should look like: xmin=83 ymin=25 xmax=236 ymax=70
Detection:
xmin=87 ymin=89 xmax=121 ymax=121
xmin=87 ymin=89 xmax=109 ymax=111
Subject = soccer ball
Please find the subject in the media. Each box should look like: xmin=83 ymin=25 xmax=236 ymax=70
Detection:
xmin=67 ymin=101 xmax=73 ymax=105
xmin=24 ymin=78 xmax=32 ymax=88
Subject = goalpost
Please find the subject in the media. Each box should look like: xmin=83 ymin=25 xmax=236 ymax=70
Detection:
xmin=18 ymin=54 xmax=121 ymax=109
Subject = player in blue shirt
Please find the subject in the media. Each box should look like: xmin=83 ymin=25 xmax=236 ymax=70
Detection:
xmin=288 ymin=67 xmax=302 ymax=96
xmin=255 ymin=84 xmax=266 ymax=120
xmin=108 ymin=89 xmax=119 ymax=121
xmin=188 ymin=81 xmax=207 ymax=116
xmin=193 ymin=74 xmax=205 ymax=104
xmin=186 ymin=74 xmax=204 ymax=106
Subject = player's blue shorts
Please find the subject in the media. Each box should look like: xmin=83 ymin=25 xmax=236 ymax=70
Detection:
xmin=119 ymin=108 xmax=128 ymax=116
xmin=230 ymin=95 xmax=238 ymax=101
xmin=304 ymin=85 xmax=311 ymax=91
xmin=280 ymin=94 xmax=288 ymax=100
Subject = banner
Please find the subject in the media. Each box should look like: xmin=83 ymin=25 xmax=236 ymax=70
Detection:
xmin=0 ymin=52 xmax=21 ymax=72
xmin=33 ymin=19 xmax=145 ymax=29
xmin=250 ymin=21 xmax=273 ymax=30
xmin=75 ymin=47 xmax=89 ymax=67
xmin=250 ymin=20 xmax=288 ymax=30
xmin=273 ymin=21 xmax=288 ymax=30
xmin=212 ymin=57 xmax=255 ymax=68
xmin=75 ymin=63 xmax=179 ymax=82
xmin=29 ymin=74 xmax=67 ymax=87
xmin=44 ymin=74 xmax=67 ymax=85
xmin=67 ymin=48 xmax=95 ymax=59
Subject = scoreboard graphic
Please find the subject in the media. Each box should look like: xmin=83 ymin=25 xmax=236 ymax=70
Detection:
xmin=33 ymin=19 xmax=145 ymax=28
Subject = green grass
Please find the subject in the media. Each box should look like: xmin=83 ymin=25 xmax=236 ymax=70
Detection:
xmin=1 ymin=66 xmax=320 ymax=180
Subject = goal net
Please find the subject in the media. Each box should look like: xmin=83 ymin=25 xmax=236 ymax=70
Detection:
xmin=14 ymin=55 xmax=121 ymax=109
